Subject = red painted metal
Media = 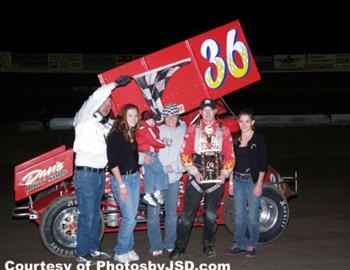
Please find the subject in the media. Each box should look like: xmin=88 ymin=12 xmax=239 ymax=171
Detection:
xmin=14 ymin=146 xmax=74 ymax=201
xmin=98 ymin=20 xmax=260 ymax=116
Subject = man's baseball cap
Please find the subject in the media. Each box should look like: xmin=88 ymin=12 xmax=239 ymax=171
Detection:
xmin=200 ymin=99 xmax=216 ymax=110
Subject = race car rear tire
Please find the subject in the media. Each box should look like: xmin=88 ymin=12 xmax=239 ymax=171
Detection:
xmin=39 ymin=195 xmax=104 ymax=257
xmin=223 ymin=185 xmax=289 ymax=243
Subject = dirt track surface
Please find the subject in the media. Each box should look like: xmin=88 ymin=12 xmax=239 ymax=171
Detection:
xmin=1 ymin=126 xmax=350 ymax=270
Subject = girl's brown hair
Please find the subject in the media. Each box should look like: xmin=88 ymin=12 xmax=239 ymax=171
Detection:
xmin=110 ymin=103 xmax=139 ymax=141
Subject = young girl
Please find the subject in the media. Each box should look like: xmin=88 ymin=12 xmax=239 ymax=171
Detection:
xmin=136 ymin=110 xmax=168 ymax=207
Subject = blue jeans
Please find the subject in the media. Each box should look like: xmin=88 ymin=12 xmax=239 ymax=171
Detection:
xmin=147 ymin=180 xmax=180 ymax=252
xmin=233 ymin=175 xmax=261 ymax=249
xmin=143 ymin=152 xmax=168 ymax=193
xmin=73 ymin=169 xmax=105 ymax=257
xmin=110 ymin=172 xmax=140 ymax=255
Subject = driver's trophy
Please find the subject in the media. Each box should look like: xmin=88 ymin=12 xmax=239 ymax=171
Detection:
xmin=199 ymin=126 xmax=223 ymax=184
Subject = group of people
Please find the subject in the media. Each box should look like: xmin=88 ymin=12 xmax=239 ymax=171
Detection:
xmin=72 ymin=76 xmax=268 ymax=264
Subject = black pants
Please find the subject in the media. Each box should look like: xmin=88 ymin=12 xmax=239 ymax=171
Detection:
xmin=175 ymin=179 xmax=224 ymax=250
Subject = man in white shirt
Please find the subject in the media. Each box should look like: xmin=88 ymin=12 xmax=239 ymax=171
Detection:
xmin=73 ymin=75 xmax=131 ymax=264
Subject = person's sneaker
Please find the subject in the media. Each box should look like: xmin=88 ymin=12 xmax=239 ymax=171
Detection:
xmin=245 ymin=247 xmax=256 ymax=257
xmin=167 ymin=248 xmax=174 ymax=253
xmin=152 ymin=250 xmax=163 ymax=257
xmin=203 ymin=246 xmax=216 ymax=257
xmin=225 ymin=244 xmax=245 ymax=256
xmin=90 ymin=249 xmax=111 ymax=260
xmin=169 ymin=247 xmax=184 ymax=259
xmin=143 ymin=193 xmax=157 ymax=207
xmin=153 ymin=190 xmax=164 ymax=205
xmin=127 ymin=250 xmax=140 ymax=261
xmin=114 ymin=253 xmax=131 ymax=263
xmin=76 ymin=254 xmax=95 ymax=265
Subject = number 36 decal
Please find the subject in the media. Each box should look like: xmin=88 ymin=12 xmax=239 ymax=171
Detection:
xmin=201 ymin=29 xmax=250 ymax=89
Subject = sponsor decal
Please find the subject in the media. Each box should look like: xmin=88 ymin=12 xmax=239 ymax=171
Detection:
xmin=25 ymin=180 xmax=45 ymax=192
xmin=48 ymin=169 xmax=68 ymax=182
xmin=20 ymin=161 xmax=68 ymax=192
xmin=279 ymin=199 xmax=289 ymax=228
xmin=49 ymin=242 xmax=75 ymax=256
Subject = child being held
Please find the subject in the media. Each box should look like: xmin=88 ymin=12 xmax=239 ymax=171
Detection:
xmin=136 ymin=110 xmax=168 ymax=207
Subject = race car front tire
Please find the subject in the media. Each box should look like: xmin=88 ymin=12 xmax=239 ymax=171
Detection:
xmin=39 ymin=194 xmax=104 ymax=257
xmin=223 ymin=185 xmax=290 ymax=243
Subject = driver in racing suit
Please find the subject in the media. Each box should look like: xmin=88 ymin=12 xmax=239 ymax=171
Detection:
xmin=170 ymin=98 xmax=235 ymax=259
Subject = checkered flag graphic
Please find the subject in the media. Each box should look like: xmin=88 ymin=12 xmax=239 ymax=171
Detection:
xmin=133 ymin=58 xmax=191 ymax=120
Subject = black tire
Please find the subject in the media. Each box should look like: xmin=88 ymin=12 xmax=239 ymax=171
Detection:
xmin=39 ymin=195 xmax=104 ymax=257
xmin=223 ymin=185 xmax=290 ymax=243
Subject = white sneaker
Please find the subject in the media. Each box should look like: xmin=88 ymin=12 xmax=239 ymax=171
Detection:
xmin=152 ymin=250 xmax=163 ymax=257
xmin=114 ymin=253 xmax=130 ymax=263
xmin=128 ymin=250 xmax=140 ymax=261
xmin=143 ymin=193 xmax=157 ymax=207
xmin=90 ymin=250 xmax=111 ymax=259
xmin=153 ymin=190 xmax=164 ymax=205
xmin=76 ymin=255 xmax=95 ymax=265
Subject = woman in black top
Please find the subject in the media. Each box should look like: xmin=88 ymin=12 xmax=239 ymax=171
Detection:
xmin=225 ymin=109 xmax=267 ymax=257
xmin=107 ymin=103 xmax=141 ymax=263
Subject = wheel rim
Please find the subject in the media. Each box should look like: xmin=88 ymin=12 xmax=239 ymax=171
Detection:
xmin=53 ymin=207 xmax=78 ymax=248
xmin=259 ymin=197 xmax=278 ymax=233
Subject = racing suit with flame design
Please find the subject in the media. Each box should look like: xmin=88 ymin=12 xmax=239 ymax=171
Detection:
xmin=175 ymin=120 xmax=235 ymax=251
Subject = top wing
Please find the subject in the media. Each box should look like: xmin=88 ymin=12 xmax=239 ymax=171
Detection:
xmin=98 ymin=20 xmax=260 ymax=115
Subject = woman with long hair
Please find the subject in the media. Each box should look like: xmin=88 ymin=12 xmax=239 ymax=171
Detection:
xmin=107 ymin=103 xmax=141 ymax=263
xmin=226 ymin=109 xmax=267 ymax=257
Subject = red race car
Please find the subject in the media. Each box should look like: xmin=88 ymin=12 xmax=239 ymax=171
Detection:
xmin=13 ymin=20 xmax=297 ymax=257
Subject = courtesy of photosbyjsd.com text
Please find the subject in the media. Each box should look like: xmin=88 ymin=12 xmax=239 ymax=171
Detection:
xmin=4 ymin=260 xmax=231 ymax=270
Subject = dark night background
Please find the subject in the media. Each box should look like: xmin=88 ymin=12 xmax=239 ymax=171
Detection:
xmin=0 ymin=2 xmax=349 ymax=125
xmin=2 ymin=2 xmax=349 ymax=54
